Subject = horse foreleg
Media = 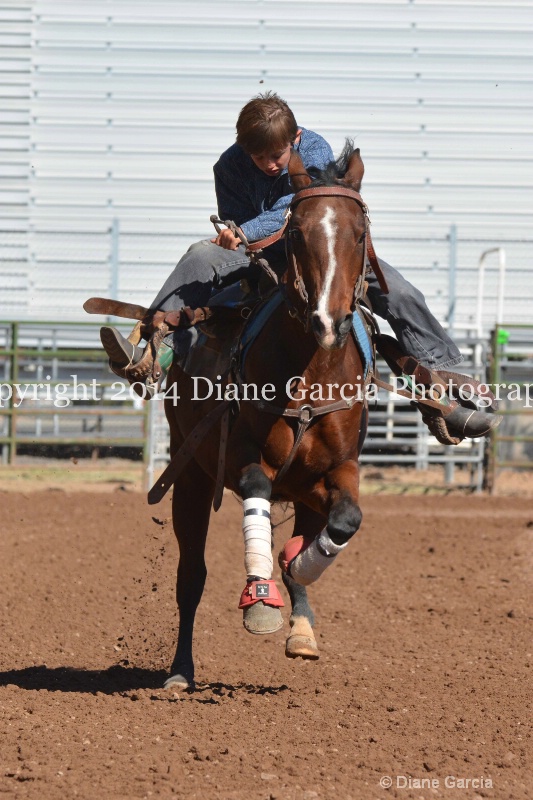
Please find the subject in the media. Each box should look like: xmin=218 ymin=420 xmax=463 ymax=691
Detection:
xmin=164 ymin=462 xmax=215 ymax=692
xmin=237 ymin=464 xmax=284 ymax=636
xmin=279 ymin=462 xmax=362 ymax=587
xmin=282 ymin=502 xmax=324 ymax=660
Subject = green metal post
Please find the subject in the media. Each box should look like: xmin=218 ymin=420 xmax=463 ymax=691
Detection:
xmin=9 ymin=322 xmax=19 ymax=464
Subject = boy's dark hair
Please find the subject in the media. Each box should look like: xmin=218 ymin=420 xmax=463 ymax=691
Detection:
xmin=236 ymin=91 xmax=298 ymax=155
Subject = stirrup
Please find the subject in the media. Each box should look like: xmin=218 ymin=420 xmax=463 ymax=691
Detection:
xmin=131 ymin=324 xmax=169 ymax=382
xmin=418 ymin=406 xmax=464 ymax=446
xmin=125 ymin=305 xmax=209 ymax=386
xmin=105 ymin=328 xmax=173 ymax=400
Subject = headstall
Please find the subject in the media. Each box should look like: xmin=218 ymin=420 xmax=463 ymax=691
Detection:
xmin=283 ymin=185 xmax=378 ymax=326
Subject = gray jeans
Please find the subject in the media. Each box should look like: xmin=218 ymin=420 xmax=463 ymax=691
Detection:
xmin=151 ymin=239 xmax=462 ymax=369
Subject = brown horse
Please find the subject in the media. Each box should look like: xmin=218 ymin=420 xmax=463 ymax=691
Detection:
xmin=159 ymin=144 xmax=374 ymax=690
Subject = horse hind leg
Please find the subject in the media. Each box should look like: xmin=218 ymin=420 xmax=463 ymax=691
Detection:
xmin=164 ymin=461 xmax=215 ymax=692
xmin=282 ymin=502 xmax=324 ymax=660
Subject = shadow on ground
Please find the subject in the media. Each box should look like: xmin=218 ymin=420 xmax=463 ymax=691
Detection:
xmin=0 ymin=665 xmax=291 ymax=698
xmin=0 ymin=664 xmax=168 ymax=694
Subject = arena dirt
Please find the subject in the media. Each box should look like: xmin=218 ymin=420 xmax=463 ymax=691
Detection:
xmin=0 ymin=489 xmax=531 ymax=799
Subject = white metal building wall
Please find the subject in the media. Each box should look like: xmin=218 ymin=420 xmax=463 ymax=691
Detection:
xmin=0 ymin=2 xmax=32 ymax=316
xmin=1 ymin=0 xmax=532 ymax=330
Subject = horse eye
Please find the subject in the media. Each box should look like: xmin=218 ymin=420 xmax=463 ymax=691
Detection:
xmin=290 ymin=228 xmax=303 ymax=241
xmin=358 ymin=230 xmax=367 ymax=245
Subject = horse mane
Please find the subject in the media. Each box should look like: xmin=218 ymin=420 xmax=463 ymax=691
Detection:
xmin=307 ymin=139 xmax=359 ymax=187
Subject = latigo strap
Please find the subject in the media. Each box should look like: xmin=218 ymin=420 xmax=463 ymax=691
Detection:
xmin=83 ymin=297 xmax=149 ymax=321
xmin=148 ymin=400 xmax=232 ymax=505
xmin=84 ymin=296 xmax=213 ymax=331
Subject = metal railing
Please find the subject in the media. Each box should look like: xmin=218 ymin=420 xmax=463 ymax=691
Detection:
xmin=3 ymin=222 xmax=532 ymax=331
xmin=0 ymin=320 xmax=150 ymax=465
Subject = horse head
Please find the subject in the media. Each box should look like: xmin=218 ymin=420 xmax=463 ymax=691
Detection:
xmin=286 ymin=143 xmax=368 ymax=350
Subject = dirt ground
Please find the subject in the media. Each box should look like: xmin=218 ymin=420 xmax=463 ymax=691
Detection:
xmin=0 ymin=482 xmax=532 ymax=800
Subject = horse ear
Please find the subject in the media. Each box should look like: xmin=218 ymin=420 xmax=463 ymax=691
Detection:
xmin=288 ymin=149 xmax=312 ymax=191
xmin=343 ymin=148 xmax=364 ymax=191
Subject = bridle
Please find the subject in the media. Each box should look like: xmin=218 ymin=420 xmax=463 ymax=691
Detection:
xmin=283 ymin=184 xmax=389 ymax=328
xmin=212 ymin=182 xmax=389 ymax=330
xmin=286 ymin=185 xmax=369 ymax=311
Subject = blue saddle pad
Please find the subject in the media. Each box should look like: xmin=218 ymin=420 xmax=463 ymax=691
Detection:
xmin=352 ymin=307 xmax=373 ymax=378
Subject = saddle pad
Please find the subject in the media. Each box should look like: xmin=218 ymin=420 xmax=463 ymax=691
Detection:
xmin=352 ymin=307 xmax=373 ymax=378
xmin=240 ymin=291 xmax=285 ymax=371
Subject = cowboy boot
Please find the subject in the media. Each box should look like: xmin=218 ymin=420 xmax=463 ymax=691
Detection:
xmin=441 ymin=404 xmax=502 ymax=438
xmin=399 ymin=374 xmax=502 ymax=443
xmin=100 ymin=326 xmax=173 ymax=399
xmin=417 ymin=400 xmax=502 ymax=445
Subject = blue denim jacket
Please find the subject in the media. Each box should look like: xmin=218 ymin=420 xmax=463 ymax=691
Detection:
xmin=213 ymin=127 xmax=334 ymax=243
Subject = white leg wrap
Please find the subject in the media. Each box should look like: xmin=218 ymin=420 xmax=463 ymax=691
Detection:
xmin=290 ymin=528 xmax=348 ymax=586
xmin=242 ymin=497 xmax=272 ymax=579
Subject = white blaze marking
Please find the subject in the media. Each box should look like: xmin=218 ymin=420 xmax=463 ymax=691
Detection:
xmin=316 ymin=205 xmax=337 ymax=346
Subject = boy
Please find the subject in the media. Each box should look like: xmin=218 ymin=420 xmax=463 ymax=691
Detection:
xmin=100 ymin=92 xmax=499 ymax=438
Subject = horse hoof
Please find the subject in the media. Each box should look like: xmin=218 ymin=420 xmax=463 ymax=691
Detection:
xmin=243 ymin=601 xmax=283 ymax=635
xmin=163 ymin=673 xmax=191 ymax=691
xmin=285 ymin=634 xmax=320 ymax=660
